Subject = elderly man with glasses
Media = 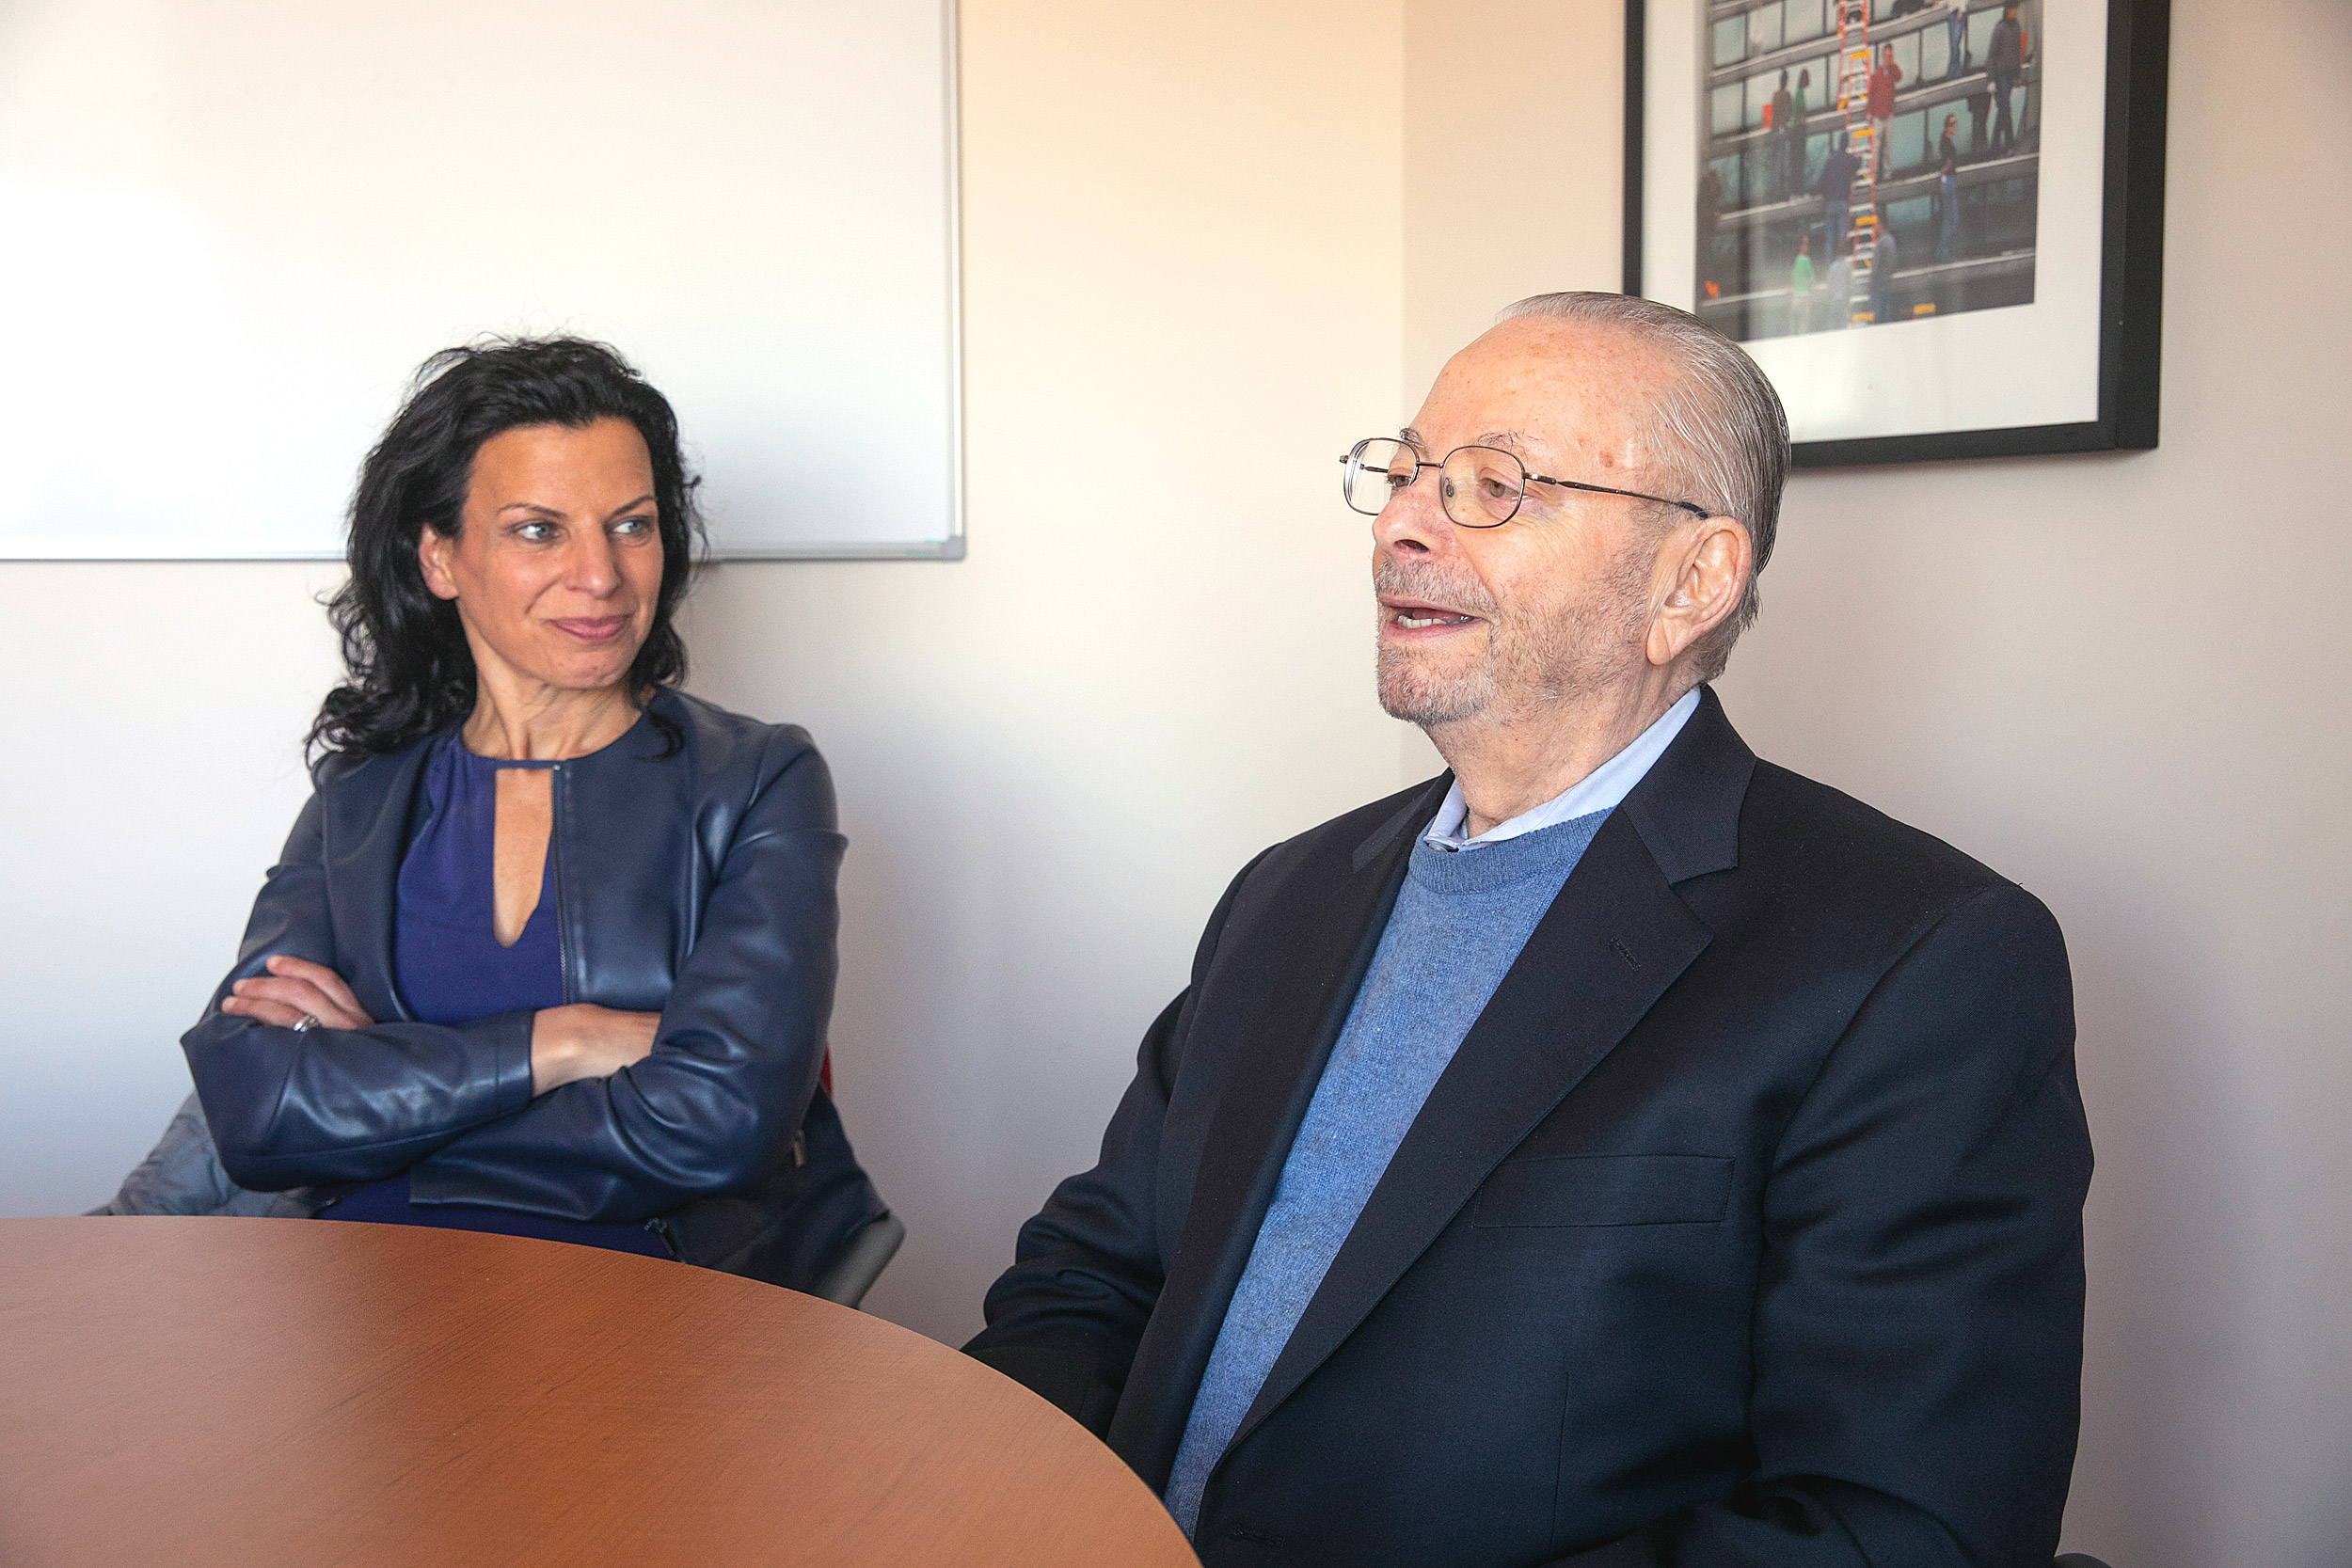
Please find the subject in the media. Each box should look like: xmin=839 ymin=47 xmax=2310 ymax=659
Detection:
xmin=967 ymin=293 xmax=2090 ymax=1568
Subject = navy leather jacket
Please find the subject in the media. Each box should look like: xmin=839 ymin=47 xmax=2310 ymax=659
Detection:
xmin=182 ymin=689 xmax=886 ymax=1287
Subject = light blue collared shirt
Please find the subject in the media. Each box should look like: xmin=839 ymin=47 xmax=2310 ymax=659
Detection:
xmin=1421 ymin=687 xmax=1700 ymax=852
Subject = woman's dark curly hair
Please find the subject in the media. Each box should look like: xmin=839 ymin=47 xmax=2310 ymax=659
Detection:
xmin=308 ymin=336 xmax=704 ymax=761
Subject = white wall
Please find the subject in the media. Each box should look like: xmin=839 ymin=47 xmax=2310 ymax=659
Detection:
xmin=0 ymin=562 xmax=344 ymax=1212
xmin=1400 ymin=3 xmax=2352 ymax=1564
xmin=7 ymin=3 xmax=2347 ymax=1564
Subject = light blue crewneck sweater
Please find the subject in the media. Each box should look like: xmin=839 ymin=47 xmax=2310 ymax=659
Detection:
xmin=1163 ymin=809 xmax=1610 ymax=1538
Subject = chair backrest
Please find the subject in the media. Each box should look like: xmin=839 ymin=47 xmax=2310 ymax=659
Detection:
xmin=803 ymin=1049 xmax=901 ymax=1310
xmin=808 ymin=1212 xmax=907 ymax=1309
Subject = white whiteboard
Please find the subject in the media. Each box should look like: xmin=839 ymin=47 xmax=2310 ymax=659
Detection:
xmin=0 ymin=0 xmax=961 ymax=560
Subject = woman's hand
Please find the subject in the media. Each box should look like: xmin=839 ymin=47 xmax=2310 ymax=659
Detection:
xmin=530 ymin=1005 xmax=660 ymax=1097
xmin=222 ymin=955 xmax=375 ymax=1031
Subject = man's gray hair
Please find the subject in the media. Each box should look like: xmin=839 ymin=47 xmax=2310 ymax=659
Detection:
xmin=1498 ymin=292 xmax=1788 ymax=678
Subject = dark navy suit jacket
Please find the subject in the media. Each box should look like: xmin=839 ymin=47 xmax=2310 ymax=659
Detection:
xmin=967 ymin=689 xmax=2090 ymax=1567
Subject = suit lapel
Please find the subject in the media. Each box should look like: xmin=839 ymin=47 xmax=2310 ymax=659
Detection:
xmin=1108 ymin=778 xmax=1443 ymax=1488
xmin=321 ymin=741 xmax=437 ymax=1024
xmin=1119 ymin=687 xmax=1758 ymax=1483
xmin=1222 ymin=719 xmax=1740 ymax=1453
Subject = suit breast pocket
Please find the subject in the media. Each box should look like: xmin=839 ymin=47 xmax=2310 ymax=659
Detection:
xmin=1471 ymin=1153 xmax=1733 ymax=1228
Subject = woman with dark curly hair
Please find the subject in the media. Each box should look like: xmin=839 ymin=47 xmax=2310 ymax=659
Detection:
xmin=163 ymin=337 xmax=891 ymax=1288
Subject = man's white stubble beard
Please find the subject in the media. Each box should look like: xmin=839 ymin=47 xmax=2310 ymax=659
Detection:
xmin=1375 ymin=556 xmax=1500 ymax=725
xmin=1373 ymin=554 xmax=1648 ymax=731
xmin=1377 ymin=636 xmax=1496 ymax=726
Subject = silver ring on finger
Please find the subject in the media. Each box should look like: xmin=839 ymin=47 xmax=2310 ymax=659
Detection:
xmin=293 ymin=1013 xmax=323 ymax=1034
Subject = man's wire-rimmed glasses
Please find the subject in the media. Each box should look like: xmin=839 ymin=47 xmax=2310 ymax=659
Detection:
xmin=1339 ymin=436 xmax=1708 ymax=529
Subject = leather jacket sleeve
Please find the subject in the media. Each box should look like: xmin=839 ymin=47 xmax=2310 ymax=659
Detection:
xmin=405 ymin=730 xmax=845 ymax=1223
xmin=183 ymin=781 xmax=538 ymax=1192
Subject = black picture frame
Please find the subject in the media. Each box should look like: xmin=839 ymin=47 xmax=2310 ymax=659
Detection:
xmin=1624 ymin=0 xmax=2169 ymax=467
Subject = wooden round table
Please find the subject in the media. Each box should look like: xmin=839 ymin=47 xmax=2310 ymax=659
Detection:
xmin=0 ymin=1217 xmax=1196 ymax=1568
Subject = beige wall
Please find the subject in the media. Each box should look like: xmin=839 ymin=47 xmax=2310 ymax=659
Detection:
xmin=5 ymin=2 xmax=2345 ymax=1563
xmin=1400 ymin=3 xmax=2352 ymax=1564
xmin=1403 ymin=0 xmax=1627 ymax=409
xmin=686 ymin=0 xmax=1410 ymax=1338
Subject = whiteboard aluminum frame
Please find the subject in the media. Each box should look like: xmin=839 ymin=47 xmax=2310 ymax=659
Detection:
xmin=721 ymin=0 xmax=965 ymax=562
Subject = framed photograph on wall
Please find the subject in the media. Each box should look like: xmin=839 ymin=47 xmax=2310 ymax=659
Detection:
xmin=1624 ymin=0 xmax=2169 ymax=467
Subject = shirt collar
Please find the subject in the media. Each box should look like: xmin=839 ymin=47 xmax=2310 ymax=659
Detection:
xmin=1422 ymin=688 xmax=1701 ymax=852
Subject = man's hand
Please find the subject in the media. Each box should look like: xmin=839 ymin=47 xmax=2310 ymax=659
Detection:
xmin=222 ymin=955 xmax=375 ymax=1031
xmin=530 ymin=1006 xmax=660 ymax=1097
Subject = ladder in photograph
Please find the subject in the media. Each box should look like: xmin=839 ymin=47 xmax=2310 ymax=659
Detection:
xmin=1834 ymin=0 xmax=1879 ymax=319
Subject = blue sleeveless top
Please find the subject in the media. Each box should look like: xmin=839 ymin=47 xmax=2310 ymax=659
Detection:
xmin=392 ymin=743 xmax=564 ymax=1024
xmin=318 ymin=737 xmax=671 ymax=1259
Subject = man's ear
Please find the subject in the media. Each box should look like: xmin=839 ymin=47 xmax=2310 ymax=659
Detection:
xmin=418 ymin=527 xmax=461 ymax=602
xmin=1645 ymin=516 xmax=1752 ymax=668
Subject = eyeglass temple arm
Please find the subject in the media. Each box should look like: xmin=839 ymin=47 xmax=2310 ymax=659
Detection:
xmin=1528 ymin=472 xmax=1711 ymax=518
xmin=1339 ymin=451 xmax=1708 ymax=519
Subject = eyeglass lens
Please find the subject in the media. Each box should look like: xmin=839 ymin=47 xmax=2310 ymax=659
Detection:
xmin=1343 ymin=438 xmax=1411 ymax=515
xmin=1344 ymin=439 xmax=1525 ymax=528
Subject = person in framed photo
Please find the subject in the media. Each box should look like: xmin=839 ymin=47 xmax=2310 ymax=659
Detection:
xmin=1828 ymin=238 xmax=1855 ymax=328
xmin=1788 ymin=68 xmax=1811 ymax=196
xmin=1817 ymin=131 xmax=1859 ymax=263
xmin=1867 ymin=43 xmax=1902 ymax=176
xmin=1869 ymin=224 xmax=1901 ymax=325
xmin=1769 ymin=71 xmax=1793 ymax=199
xmin=1989 ymin=1 xmax=2027 ymax=155
xmin=1937 ymin=115 xmax=1963 ymax=262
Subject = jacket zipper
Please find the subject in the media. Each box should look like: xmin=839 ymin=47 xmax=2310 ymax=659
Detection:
xmin=555 ymin=756 xmax=674 ymax=1255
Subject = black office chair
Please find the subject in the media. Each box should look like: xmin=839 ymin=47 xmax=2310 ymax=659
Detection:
xmin=808 ymin=1210 xmax=906 ymax=1309
xmin=793 ymin=1050 xmax=906 ymax=1310
xmin=2057 ymin=1553 xmax=2116 ymax=1567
